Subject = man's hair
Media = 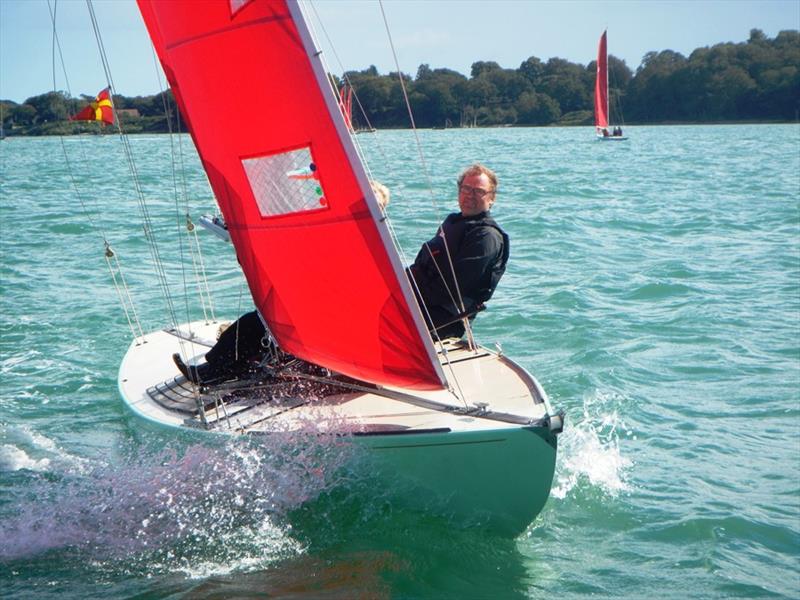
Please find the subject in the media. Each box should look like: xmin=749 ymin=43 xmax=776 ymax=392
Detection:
xmin=458 ymin=163 xmax=498 ymax=192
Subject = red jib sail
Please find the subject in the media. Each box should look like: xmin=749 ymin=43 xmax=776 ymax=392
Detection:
xmin=137 ymin=0 xmax=445 ymax=390
xmin=594 ymin=30 xmax=609 ymax=131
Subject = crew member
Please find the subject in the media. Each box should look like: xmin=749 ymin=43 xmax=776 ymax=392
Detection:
xmin=174 ymin=166 xmax=508 ymax=383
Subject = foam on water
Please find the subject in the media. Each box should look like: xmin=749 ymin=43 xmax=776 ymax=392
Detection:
xmin=0 ymin=425 xmax=89 ymax=473
xmin=0 ymin=445 xmax=52 ymax=472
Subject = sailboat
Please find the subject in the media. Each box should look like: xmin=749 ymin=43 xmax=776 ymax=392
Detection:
xmin=594 ymin=29 xmax=627 ymax=141
xmin=121 ymin=0 xmax=562 ymax=533
xmin=337 ymin=82 xmax=354 ymax=133
xmin=338 ymin=81 xmax=376 ymax=134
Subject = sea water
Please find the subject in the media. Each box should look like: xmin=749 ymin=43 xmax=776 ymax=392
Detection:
xmin=0 ymin=125 xmax=798 ymax=599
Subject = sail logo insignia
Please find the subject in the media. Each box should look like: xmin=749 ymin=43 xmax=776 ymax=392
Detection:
xmin=242 ymin=146 xmax=328 ymax=218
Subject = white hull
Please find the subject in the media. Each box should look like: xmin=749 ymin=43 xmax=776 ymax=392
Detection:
xmin=118 ymin=321 xmax=561 ymax=533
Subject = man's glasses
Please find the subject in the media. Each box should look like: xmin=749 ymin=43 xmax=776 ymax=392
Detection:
xmin=459 ymin=184 xmax=494 ymax=199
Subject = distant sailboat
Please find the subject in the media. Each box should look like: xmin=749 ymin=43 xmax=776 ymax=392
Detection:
xmin=338 ymin=81 xmax=376 ymax=134
xmin=595 ymin=30 xmax=627 ymax=141
xmin=100 ymin=0 xmax=561 ymax=533
xmin=337 ymin=82 xmax=353 ymax=133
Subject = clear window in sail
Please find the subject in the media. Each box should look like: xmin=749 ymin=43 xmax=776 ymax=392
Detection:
xmin=242 ymin=146 xmax=328 ymax=218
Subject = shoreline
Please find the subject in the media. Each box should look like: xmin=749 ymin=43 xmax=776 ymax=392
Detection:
xmin=3 ymin=119 xmax=797 ymax=138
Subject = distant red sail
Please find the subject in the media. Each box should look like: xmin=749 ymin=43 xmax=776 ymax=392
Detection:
xmin=137 ymin=0 xmax=445 ymax=390
xmin=346 ymin=86 xmax=353 ymax=128
xmin=338 ymin=84 xmax=353 ymax=130
xmin=71 ymin=88 xmax=114 ymax=125
xmin=594 ymin=31 xmax=609 ymax=130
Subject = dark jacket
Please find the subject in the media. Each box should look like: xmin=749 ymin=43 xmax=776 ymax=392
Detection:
xmin=409 ymin=211 xmax=509 ymax=334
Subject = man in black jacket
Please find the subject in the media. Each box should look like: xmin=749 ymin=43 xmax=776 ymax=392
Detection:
xmin=408 ymin=163 xmax=508 ymax=339
xmin=174 ymin=165 xmax=508 ymax=383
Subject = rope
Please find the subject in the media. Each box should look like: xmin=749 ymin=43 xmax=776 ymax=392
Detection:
xmin=144 ymin=17 xmax=220 ymax=380
xmin=375 ymin=1 xmax=473 ymax=396
xmin=47 ymin=0 xmax=146 ymax=341
xmin=150 ymin=48 xmax=212 ymax=327
xmin=146 ymin=47 xmax=201 ymax=365
xmin=105 ymin=244 xmax=145 ymax=341
xmin=376 ymin=1 xmax=475 ymax=350
xmin=86 ymin=0 xmax=185 ymax=341
xmin=301 ymin=0 xmax=469 ymax=403
xmin=188 ymin=216 xmax=217 ymax=322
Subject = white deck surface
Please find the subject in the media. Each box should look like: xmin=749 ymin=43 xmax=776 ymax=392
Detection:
xmin=118 ymin=321 xmax=553 ymax=436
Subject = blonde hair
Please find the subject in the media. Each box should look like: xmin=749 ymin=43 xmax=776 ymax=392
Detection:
xmin=457 ymin=163 xmax=498 ymax=192
xmin=370 ymin=180 xmax=390 ymax=208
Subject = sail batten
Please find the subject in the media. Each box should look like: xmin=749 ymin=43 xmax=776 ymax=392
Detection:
xmin=138 ymin=0 xmax=446 ymax=390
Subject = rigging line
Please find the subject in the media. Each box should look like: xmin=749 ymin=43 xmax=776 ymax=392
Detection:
xmin=306 ymin=4 xmax=377 ymax=134
xmin=306 ymin=1 xmax=407 ymax=210
xmin=303 ymin=1 xmax=414 ymax=245
xmin=187 ymin=220 xmax=212 ymax=323
xmin=146 ymin=36 xmax=211 ymax=377
xmin=105 ymin=256 xmax=139 ymax=341
xmin=375 ymin=218 xmax=467 ymax=384
xmin=373 ymin=1 xmax=469 ymax=401
xmin=159 ymin=80 xmax=215 ymax=323
xmin=113 ymin=251 xmax=145 ymax=340
xmin=86 ymin=0 xmax=181 ymax=336
xmin=152 ymin=52 xmax=197 ymax=336
xmin=170 ymin=91 xmax=216 ymax=321
xmin=403 ymin=267 xmax=468 ymax=405
xmin=144 ymin=34 xmax=215 ymax=327
xmin=306 ymin=0 xmax=468 ymax=401
xmin=303 ymin=0 xmax=455 ymax=318
xmin=305 ymin=1 xmax=388 ymax=180
xmin=47 ymin=0 xmax=108 ymax=243
xmin=606 ymin=54 xmax=625 ymax=128
xmin=107 ymin=248 xmax=145 ymax=341
xmin=48 ymin=0 xmax=146 ymax=341
xmin=173 ymin=133 xmax=217 ymax=323
xmin=377 ymin=1 xmax=436 ymax=204
xmin=299 ymin=1 xmax=413 ymax=300
xmin=377 ymin=1 xmax=474 ymax=345
xmin=305 ymin=0 xmax=421 ymax=272
xmin=303 ymin=2 xmax=390 ymax=190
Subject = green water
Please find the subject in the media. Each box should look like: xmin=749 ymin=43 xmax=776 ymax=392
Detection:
xmin=1 ymin=125 xmax=798 ymax=598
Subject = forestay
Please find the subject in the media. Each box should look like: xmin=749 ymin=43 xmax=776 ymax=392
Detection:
xmin=137 ymin=0 xmax=446 ymax=390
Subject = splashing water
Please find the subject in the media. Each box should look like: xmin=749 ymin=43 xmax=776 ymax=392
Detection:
xmin=0 ymin=430 xmax=358 ymax=577
xmin=550 ymin=389 xmax=633 ymax=499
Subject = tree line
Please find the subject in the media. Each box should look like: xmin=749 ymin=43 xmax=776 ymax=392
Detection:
xmin=2 ymin=28 xmax=797 ymax=136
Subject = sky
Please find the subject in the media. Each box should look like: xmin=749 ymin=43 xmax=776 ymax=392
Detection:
xmin=1 ymin=0 xmax=798 ymax=104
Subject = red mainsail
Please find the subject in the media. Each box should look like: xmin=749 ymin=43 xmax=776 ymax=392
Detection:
xmin=137 ymin=0 xmax=445 ymax=390
xmin=594 ymin=30 xmax=609 ymax=131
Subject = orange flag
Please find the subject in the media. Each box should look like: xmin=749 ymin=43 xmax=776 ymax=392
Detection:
xmin=70 ymin=88 xmax=114 ymax=125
